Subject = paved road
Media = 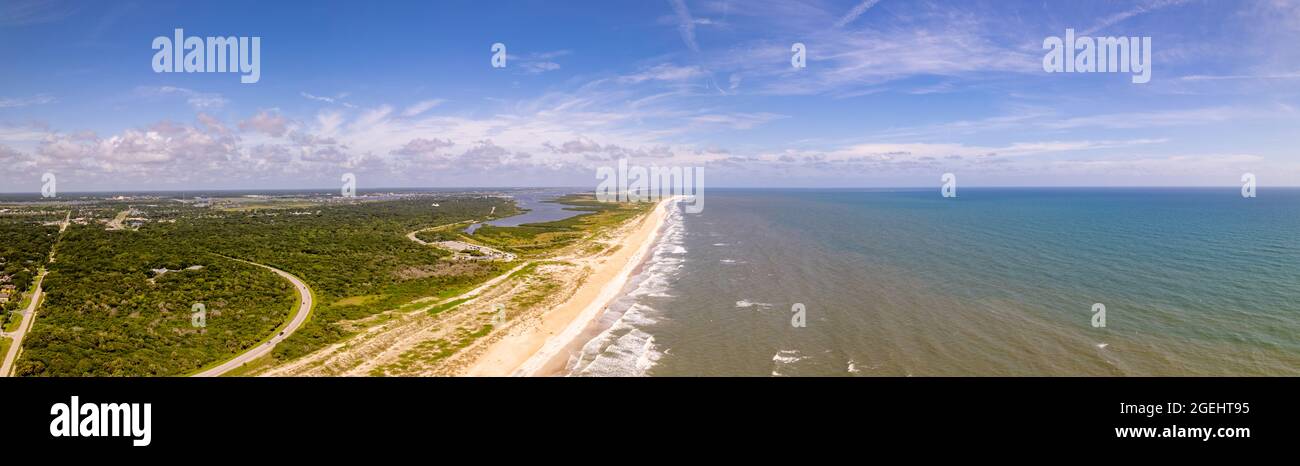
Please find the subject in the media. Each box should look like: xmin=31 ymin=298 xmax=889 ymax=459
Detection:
xmin=192 ymin=260 xmax=314 ymax=377
xmin=1 ymin=212 xmax=66 ymax=377
xmin=0 ymin=273 xmax=45 ymax=377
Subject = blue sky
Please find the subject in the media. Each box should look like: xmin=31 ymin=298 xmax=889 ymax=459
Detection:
xmin=1 ymin=0 xmax=1299 ymax=192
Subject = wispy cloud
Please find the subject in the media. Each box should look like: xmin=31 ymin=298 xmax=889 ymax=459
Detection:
xmin=514 ymin=50 xmax=572 ymax=74
xmin=619 ymin=63 xmax=706 ymax=83
xmin=520 ymin=61 xmax=562 ymax=74
xmin=0 ymin=94 xmax=57 ymax=108
xmin=689 ymin=112 xmax=786 ymax=130
xmin=3 ymin=0 xmax=1298 ymax=189
xmin=871 ymin=105 xmax=1285 ymax=140
xmin=834 ymin=0 xmax=881 ymax=28
xmin=136 ymin=86 xmax=227 ymax=109
xmin=301 ymin=91 xmax=357 ymax=108
xmin=667 ymin=0 xmax=700 ymax=52
xmin=402 ymin=99 xmax=445 ymax=117
xmin=1179 ymin=72 xmax=1300 ymax=81
xmin=1082 ymin=0 xmax=1190 ymax=35
xmin=0 ymin=0 xmax=79 ymax=26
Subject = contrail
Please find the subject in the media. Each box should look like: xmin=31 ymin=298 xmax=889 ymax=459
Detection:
xmin=1082 ymin=0 xmax=1189 ymax=35
xmin=667 ymin=0 xmax=699 ymax=52
xmin=835 ymin=0 xmax=881 ymax=28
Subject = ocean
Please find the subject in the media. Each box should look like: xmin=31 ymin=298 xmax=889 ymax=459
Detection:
xmin=565 ymin=188 xmax=1300 ymax=376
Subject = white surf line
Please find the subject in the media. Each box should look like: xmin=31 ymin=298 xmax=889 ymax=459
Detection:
xmin=192 ymin=258 xmax=314 ymax=377
xmin=511 ymin=197 xmax=676 ymax=377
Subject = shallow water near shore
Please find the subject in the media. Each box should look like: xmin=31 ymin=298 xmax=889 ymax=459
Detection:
xmin=570 ymin=188 xmax=1300 ymax=376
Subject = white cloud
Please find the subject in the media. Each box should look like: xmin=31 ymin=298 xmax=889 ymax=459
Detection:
xmin=701 ymin=8 xmax=1038 ymax=97
xmin=391 ymin=137 xmax=455 ymax=156
xmin=316 ymin=110 xmax=344 ymax=135
xmin=402 ymin=99 xmax=445 ymax=117
xmin=238 ymin=109 xmax=290 ymax=137
xmin=0 ymin=101 xmax=1289 ymax=190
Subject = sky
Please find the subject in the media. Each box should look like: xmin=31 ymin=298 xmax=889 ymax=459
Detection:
xmin=1 ymin=0 xmax=1299 ymax=192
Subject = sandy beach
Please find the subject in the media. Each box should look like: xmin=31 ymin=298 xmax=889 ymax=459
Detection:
xmin=466 ymin=196 xmax=675 ymax=376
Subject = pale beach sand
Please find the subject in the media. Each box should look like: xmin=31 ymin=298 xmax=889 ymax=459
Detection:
xmin=466 ymin=196 xmax=676 ymax=376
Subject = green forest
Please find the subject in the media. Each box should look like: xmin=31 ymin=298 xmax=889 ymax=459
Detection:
xmin=0 ymin=220 xmax=59 ymax=321
xmin=3 ymin=193 xmax=655 ymax=376
xmin=12 ymin=195 xmax=517 ymax=376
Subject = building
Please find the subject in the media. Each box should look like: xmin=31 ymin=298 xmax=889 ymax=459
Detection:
xmin=0 ymin=284 xmax=14 ymax=304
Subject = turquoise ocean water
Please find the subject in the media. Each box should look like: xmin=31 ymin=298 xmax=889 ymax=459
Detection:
xmin=566 ymin=188 xmax=1300 ymax=376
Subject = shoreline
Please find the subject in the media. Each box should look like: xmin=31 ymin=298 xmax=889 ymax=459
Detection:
xmin=466 ymin=196 xmax=676 ymax=376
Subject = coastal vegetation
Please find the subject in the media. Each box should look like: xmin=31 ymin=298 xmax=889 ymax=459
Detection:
xmin=370 ymin=324 xmax=493 ymax=376
xmin=452 ymin=194 xmax=648 ymax=254
xmin=17 ymin=243 xmax=293 ymax=376
xmin=0 ymin=220 xmax=59 ymax=326
xmin=2 ymin=192 xmax=653 ymax=376
xmin=7 ymin=195 xmax=517 ymax=375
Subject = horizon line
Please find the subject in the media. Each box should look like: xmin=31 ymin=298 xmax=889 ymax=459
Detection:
xmin=0 ymin=185 xmax=1292 ymax=195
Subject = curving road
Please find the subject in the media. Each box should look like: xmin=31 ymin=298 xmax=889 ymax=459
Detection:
xmin=192 ymin=259 xmax=314 ymax=377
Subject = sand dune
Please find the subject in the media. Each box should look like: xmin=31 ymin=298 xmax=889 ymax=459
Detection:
xmin=466 ymin=196 xmax=675 ymax=376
